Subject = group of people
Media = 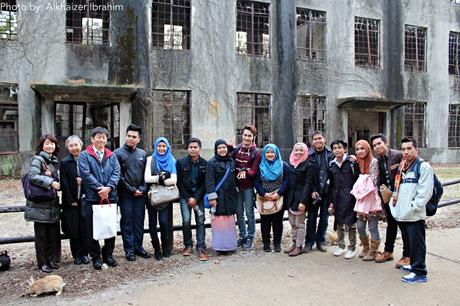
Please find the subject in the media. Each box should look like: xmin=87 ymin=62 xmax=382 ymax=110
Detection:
xmin=23 ymin=124 xmax=433 ymax=284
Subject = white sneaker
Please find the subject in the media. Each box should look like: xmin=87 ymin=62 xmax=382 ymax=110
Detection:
xmin=334 ymin=247 xmax=346 ymax=256
xmin=344 ymin=249 xmax=355 ymax=259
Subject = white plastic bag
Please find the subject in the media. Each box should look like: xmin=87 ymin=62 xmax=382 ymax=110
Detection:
xmin=92 ymin=201 xmax=117 ymax=240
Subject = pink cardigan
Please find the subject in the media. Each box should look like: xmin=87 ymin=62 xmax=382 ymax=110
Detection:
xmin=351 ymin=174 xmax=382 ymax=214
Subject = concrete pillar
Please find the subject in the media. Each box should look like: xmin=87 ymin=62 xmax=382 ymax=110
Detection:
xmin=41 ymin=98 xmax=55 ymax=135
xmin=272 ymin=0 xmax=296 ymax=159
xmin=119 ymin=99 xmax=132 ymax=146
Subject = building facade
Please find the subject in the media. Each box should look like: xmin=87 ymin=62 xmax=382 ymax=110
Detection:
xmin=1 ymin=0 xmax=460 ymax=175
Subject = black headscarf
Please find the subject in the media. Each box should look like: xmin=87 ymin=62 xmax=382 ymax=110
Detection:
xmin=214 ymin=139 xmax=231 ymax=161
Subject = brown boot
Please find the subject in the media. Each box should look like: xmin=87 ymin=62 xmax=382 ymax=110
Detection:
xmin=284 ymin=242 xmax=296 ymax=254
xmin=288 ymin=247 xmax=303 ymax=257
xmin=363 ymin=240 xmax=380 ymax=261
xmin=359 ymin=236 xmax=369 ymax=258
xmin=375 ymin=251 xmax=394 ymax=263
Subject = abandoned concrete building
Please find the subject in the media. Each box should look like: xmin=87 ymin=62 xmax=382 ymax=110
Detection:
xmin=1 ymin=0 xmax=460 ymax=175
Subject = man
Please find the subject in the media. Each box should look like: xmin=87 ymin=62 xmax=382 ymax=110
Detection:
xmin=390 ymin=137 xmax=433 ymax=283
xmin=370 ymin=133 xmax=410 ymax=267
xmin=232 ymin=124 xmax=261 ymax=251
xmin=176 ymin=138 xmax=208 ymax=261
xmin=79 ymin=127 xmax=120 ymax=270
xmin=114 ymin=124 xmax=151 ymax=261
xmin=305 ymin=131 xmax=334 ymax=253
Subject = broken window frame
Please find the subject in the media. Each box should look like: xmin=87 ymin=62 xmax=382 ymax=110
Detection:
xmin=354 ymin=16 xmax=380 ymax=68
xmin=151 ymin=90 xmax=191 ymax=150
xmin=294 ymin=94 xmax=326 ymax=145
xmin=0 ymin=0 xmax=17 ymax=40
xmin=236 ymin=0 xmax=270 ymax=58
xmin=54 ymin=102 xmax=120 ymax=157
xmin=66 ymin=0 xmax=110 ymax=45
xmin=449 ymin=31 xmax=460 ymax=76
xmin=404 ymin=103 xmax=426 ymax=148
xmin=296 ymin=8 xmax=326 ymax=62
xmin=152 ymin=0 xmax=191 ymax=50
xmin=236 ymin=93 xmax=271 ymax=147
xmin=449 ymin=104 xmax=460 ymax=148
xmin=404 ymin=25 xmax=427 ymax=72
xmin=0 ymin=84 xmax=18 ymax=153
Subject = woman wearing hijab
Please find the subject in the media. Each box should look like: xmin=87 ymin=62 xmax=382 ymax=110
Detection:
xmin=284 ymin=142 xmax=315 ymax=256
xmin=205 ymin=139 xmax=238 ymax=253
xmin=352 ymin=140 xmax=382 ymax=261
xmin=254 ymin=144 xmax=289 ymax=252
xmin=144 ymin=137 xmax=177 ymax=260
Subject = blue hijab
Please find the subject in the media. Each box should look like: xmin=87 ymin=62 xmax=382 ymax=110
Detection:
xmin=260 ymin=144 xmax=283 ymax=181
xmin=153 ymin=137 xmax=177 ymax=174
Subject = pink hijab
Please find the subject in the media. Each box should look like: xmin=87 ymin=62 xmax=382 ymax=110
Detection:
xmin=289 ymin=142 xmax=309 ymax=168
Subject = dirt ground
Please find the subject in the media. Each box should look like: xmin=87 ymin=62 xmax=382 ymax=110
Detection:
xmin=0 ymin=165 xmax=459 ymax=304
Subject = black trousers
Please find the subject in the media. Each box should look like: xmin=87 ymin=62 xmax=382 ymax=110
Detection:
xmin=69 ymin=215 xmax=89 ymax=259
xmin=260 ymin=210 xmax=284 ymax=245
xmin=84 ymin=203 xmax=115 ymax=260
xmin=399 ymin=220 xmax=427 ymax=276
xmin=384 ymin=204 xmax=409 ymax=257
xmin=34 ymin=222 xmax=61 ymax=268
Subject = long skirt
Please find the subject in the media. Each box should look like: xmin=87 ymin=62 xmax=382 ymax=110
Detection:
xmin=211 ymin=215 xmax=237 ymax=251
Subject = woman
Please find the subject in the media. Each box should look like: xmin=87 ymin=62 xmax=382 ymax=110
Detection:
xmin=60 ymin=135 xmax=89 ymax=265
xmin=284 ymin=142 xmax=314 ymax=256
xmin=205 ymin=139 xmax=238 ymax=253
xmin=144 ymin=137 xmax=177 ymax=260
xmin=352 ymin=140 xmax=382 ymax=261
xmin=24 ymin=134 xmax=61 ymax=273
xmin=254 ymin=144 xmax=289 ymax=252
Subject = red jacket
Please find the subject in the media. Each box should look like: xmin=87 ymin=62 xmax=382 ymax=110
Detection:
xmin=231 ymin=143 xmax=261 ymax=190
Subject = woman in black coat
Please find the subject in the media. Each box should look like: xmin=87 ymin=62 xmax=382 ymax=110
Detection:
xmin=60 ymin=135 xmax=89 ymax=265
xmin=24 ymin=134 xmax=61 ymax=273
xmin=284 ymin=143 xmax=315 ymax=256
xmin=205 ymin=139 xmax=238 ymax=252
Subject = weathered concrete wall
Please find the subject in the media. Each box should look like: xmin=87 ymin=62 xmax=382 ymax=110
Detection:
xmin=1 ymin=0 xmax=460 ymax=168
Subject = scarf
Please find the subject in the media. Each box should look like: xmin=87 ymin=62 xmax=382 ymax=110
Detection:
xmin=392 ymin=155 xmax=418 ymax=205
xmin=289 ymin=142 xmax=308 ymax=168
xmin=260 ymin=144 xmax=283 ymax=181
xmin=355 ymin=140 xmax=372 ymax=175
xmin=214 ymin=139 xmax=232 ymax=162
xmin=152 ymin=137 xmax=176 ymax=174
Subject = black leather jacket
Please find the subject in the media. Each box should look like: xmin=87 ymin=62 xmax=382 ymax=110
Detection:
xmin=114 ymin=144 xmax=148 ymax=196
xmin=176 ymin=155 xmax=208 ymax=201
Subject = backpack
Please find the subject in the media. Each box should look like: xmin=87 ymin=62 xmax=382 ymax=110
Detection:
xmin=413 ymin=159 xmax=443 ymax=217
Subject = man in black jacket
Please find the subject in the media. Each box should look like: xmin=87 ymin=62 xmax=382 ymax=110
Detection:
xmin=114 ymin=124 xmax=151 ymax=261
xmin=305 ymin=131 xmax=334 ymax=253
xmin=370 ymin=133 xmax=409 ymax=267
xmin=176 ymin=138 xmax=208 ymax=261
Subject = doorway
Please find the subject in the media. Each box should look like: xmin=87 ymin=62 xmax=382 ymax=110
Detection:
xmin=347 ymin=111 xmax=385 ymax=153
xmin=55 ymin=102 xmax=120 ymax=159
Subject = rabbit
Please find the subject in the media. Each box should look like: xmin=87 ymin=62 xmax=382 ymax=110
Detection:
xmin=326 ymin=230 xmax=338 ymax=246
xmin=0 ymin=250 xmax=11 ymax=271
xmin=21 ymin=275 xmax=66 ymax=297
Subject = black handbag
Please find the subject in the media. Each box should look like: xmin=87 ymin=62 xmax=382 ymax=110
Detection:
xmin=21 ymin=174 xmax=56 ymax=201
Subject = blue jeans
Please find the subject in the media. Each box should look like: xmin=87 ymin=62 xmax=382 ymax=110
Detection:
xmin=305 ymin=193 xmax=329 ymax=247
xmin=119 ymin=194 xmax=146 ymax=254
xmin=179 ymin=198 xmax=206 ymax=251
xmin=146 ymin=203 xmax=171 ymax=243
xmin=236 ymin=188 xmax=256 ymax=241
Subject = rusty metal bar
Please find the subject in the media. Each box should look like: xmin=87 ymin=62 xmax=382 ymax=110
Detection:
xmin=0 ymin=215 xmax=290 ymax=245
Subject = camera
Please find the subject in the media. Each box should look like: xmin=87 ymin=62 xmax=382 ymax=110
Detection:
xmin=312 ymin=196 xmax=322 ymax=206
